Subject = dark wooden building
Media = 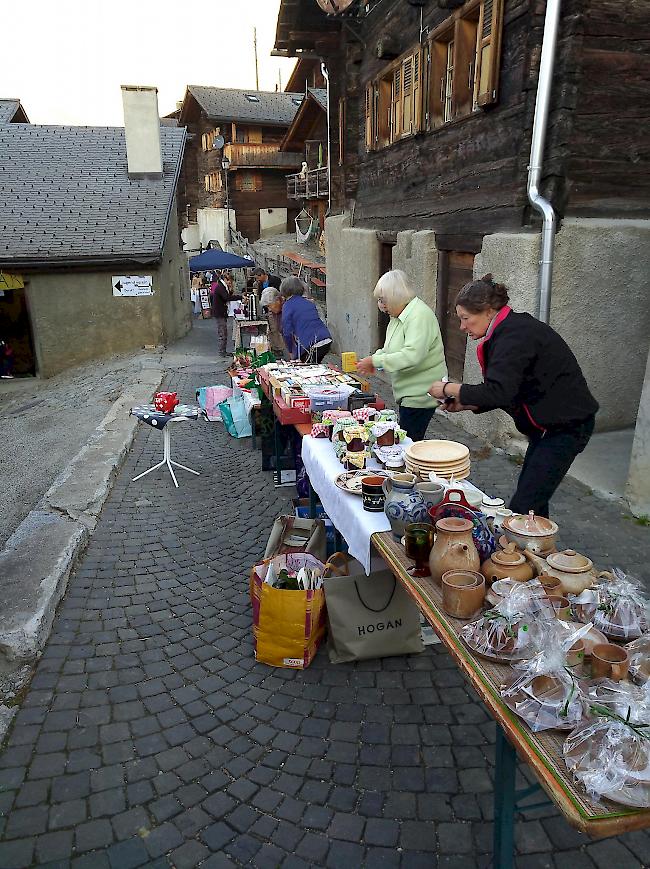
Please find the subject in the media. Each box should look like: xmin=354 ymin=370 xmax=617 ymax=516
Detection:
xmin=275 ymin=0 xmax=650 ymax=442
xmin=177 ymin=87 xmax=304 ymax=243
xmin=282 ymin=88 xmax=329 ymax=232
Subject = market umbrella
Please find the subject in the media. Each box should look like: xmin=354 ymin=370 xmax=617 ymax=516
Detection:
xmin=189 ymin=249 xmax=255 ymax=270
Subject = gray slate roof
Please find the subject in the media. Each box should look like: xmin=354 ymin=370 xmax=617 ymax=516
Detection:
xmin=187 ymin=86 xmax=303 ymax=126
xmin=309 ymin=88 xmax=328 ymax=112
xmin=0 ymin=100 xmax=26 ymax=124
xmin=0 ymin=125 xmax=185 ymax=266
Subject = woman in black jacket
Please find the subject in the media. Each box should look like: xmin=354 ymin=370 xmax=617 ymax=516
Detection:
xmin=428 ymin=275 xmax=598 ymax=518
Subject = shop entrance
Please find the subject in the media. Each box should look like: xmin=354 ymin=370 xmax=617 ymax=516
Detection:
xmin=436 ymin=248 xmax=476 ymax=381
xmin=0 ymin=282 xmax=36 ymax=376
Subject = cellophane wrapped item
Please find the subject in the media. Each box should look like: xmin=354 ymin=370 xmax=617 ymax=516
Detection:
xmin=500 ymin=621 xmax=593 ymax=732
xmin=461 ymin=580 xmax=554 ymax=661
xmin=564 ymin=682 xmax=650 ymax=807
xmin=626 ymin=634 xmax=650 ymax=685
xmin=571 ymin=568 xmax=650 ymax=640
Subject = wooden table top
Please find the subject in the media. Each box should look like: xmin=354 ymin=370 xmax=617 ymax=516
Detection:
xmin=371 ymin=530 xmax=650 ymax=838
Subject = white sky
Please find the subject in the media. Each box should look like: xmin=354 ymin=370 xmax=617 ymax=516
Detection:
xmin=3 ymin=0 xmax=298 ymax=125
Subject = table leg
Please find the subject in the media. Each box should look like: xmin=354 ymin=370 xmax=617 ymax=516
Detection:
xmin=493 ymin=724 xmax=517 ymax=869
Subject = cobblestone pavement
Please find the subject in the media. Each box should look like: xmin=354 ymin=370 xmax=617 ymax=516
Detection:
xmin=0 ymin=321 xmax=649 ymax=868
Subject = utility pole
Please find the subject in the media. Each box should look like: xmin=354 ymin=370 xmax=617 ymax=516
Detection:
xmin=253 ymin=27 xmax=259 ymax=90
xmin=278 ymin=68 xmax=282 ymax=92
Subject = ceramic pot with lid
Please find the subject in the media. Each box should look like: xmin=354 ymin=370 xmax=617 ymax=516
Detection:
xmin=480 ymin=542 xmax=535 ymax=586
xmin=502 ymin=511 xmax=558 ymax=554
xmin=429 ymin=517 xmax=480 ymax=585
xmin=526 ymin=548 xmax=604 ymax=595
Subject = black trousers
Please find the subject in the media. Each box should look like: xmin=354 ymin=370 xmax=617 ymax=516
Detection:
xmin=510 ymin=415 xmax=595 ymax=518
xmin=299 ymin=341 xmax=332 ymax=363
xmin=398 ymin=405 xmax=436 ymax=443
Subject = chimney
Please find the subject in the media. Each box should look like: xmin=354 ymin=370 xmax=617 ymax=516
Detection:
xmin=121 ymin=85 xmax=163 ymax=179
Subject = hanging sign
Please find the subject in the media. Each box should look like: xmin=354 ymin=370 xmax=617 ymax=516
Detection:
xmin=112 ymin=275 xmax=153 ymax=297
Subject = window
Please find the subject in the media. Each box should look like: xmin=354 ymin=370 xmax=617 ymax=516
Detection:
xmin=234 ymin=126 xmax=263 ymax=144
xmin=235 ymin=171 xmax=262 ymax=192
xmin=201 ymin=128 xmax=221 ymax=152
xmin=426 ymin=0 xmax=503 ymax=129
xmin=245 ymin=94 xmax=260 ymax=102
xmin=364 ymin=47 xmax=423 ymax=150
xmin=204 ymin=173 xmax=223 ymax=192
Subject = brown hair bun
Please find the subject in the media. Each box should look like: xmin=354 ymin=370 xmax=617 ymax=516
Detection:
xmin=456 ymin=274 xmax=510 ymax=313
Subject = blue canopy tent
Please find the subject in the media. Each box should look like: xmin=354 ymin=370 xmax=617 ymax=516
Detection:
xmin=189 ymin=249 xmax=255 ymax=271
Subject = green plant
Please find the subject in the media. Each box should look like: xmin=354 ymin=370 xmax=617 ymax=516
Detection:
xmin=634 ymin=514 xmax=650 ymax=527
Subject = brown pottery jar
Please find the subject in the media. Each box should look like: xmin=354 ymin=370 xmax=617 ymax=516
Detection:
xmin=429 ymin=517 xmax=480 ymax=585
xmin=480 ymin=543 xmax=535 ymax=586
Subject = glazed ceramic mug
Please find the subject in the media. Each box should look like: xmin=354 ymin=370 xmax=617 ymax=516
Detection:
xmin=361 ymin=476 xmax=386 ymax=513
xmin=591 ymin=643 xmax=630 ymax=681
xmin=441 ymin=570 xmax=485 ymax=619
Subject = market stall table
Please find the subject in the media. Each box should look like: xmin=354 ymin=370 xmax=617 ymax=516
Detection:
xmin=130 ymin=404 xmax=204 ymax=488
xmin=371 ymin=530 xmax=650 ymax=869
xmin=232 ymin=318 xmax=268 ymax=352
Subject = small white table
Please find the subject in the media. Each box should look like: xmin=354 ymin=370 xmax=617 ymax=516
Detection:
xmin=130 ymin=404 xmax=203 ymax=488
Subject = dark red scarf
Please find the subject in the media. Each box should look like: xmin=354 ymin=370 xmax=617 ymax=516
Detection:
xmin=476 ymin=306 xmax=512 ymax=375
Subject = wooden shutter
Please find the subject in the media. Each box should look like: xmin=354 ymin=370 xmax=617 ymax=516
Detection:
xmin=391 ymin=64 xmax=402 ymax=141
xmin=248 ymin=127 xmax=263 ymax=144
xmin=413 ymin=49 xmax=422 ymax=132
xmin=401 ymin=55 xmax=414 ymax=135
xmin=428 ymin=39 xmax=448 ymax=129
xmin=365 ymin=84 xmax=374 ymax=151
xmin=475 ymin=0 xmax=504 ymax=107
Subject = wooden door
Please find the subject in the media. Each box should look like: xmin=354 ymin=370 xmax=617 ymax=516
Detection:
xmin=378 ymin=242 xmax=394 ymax=346
xmin=437 ymin=250 xmax=473 ymax=381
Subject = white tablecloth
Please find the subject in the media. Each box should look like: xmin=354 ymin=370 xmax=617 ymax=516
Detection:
xmin=300 ymin=437 xmax=411 ymax=574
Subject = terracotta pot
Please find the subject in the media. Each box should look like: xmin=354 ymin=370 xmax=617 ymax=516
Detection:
xmin=591 ymin=643 xmax=630 ymax=681
xmin=566 ymin=639 xmax=586 ymax=671
xmin=429 ymin=517 xmax=480 ymax=585
xmin=442 ymin=570 xmax=485 ymax=619
xmin=480 ymin=542 xmax=535 ymax=586
xmin=526 ymin=548 xmax=607 ymax=596
xmin=547 ymin=594 xmax=571 ymax=621
xmin=502 ymin=511 xmax=558 ymax=554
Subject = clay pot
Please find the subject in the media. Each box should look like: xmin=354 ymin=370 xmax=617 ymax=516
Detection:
xmin=591 ymin=643 xmax=630 ymax=681
xmin=547 ymin=594 xmax=571 ymax=621
xmin=526 ymin=548 xmax=606 ymax=596
xmin=502 ymin=511 xmax=558 ymax=554
xmin=537 ymin=573 xmax=562 ymax=595
xmin=429 ymin=517 xmax=480 ymax=585
xmin=480 ymin=543 xmax=535 ymax=586
xmin=566 ymin=640 xmax=586 ymax=671
xmin=442 ymin=570 xmax=485 ymax=619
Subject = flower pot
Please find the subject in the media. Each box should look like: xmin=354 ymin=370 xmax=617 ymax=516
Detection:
xmin=442 ymin=570 xmax=485 ymax=619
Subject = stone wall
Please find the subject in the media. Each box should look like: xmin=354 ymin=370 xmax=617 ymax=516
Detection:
xmin=158 ymin=200 xmax=192 ymax=344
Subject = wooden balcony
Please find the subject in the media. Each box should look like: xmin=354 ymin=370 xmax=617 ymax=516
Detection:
xmin=222 ymin=142 xmax=302 ymax=170
xmin=287 ymin=167 xmax=329 ymax=200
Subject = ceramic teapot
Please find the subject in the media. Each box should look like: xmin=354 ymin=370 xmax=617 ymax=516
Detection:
xmin=524 ymin=548 xmax=607 ymax=595
xmin=480 ymin=542 xmax=535 ymax=586
xmin=429 ymin=517 xmax=480 ymax=585
xmin=382 ymin=473 xmax=428 ymax=539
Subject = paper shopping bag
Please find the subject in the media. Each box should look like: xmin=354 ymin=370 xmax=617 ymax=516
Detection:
xmin=324 ymin=560 xmax=423 ymax=664
xmin=251 ymin=565 xmax=327 ymax=669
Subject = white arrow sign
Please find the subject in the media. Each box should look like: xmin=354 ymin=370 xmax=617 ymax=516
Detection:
xmin=112 ymin=275 xmax=153 ymax=297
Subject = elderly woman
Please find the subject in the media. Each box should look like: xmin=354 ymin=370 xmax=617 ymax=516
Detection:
xmin=259 ymin=286 xmax=286 ymax=357
xmin=428 ymin=274 xmax=598 ymax=517
xmin=280 ymin=277 xmax=332 ymax=362
xmin=357 ymin=270 xmax=447 ymax=442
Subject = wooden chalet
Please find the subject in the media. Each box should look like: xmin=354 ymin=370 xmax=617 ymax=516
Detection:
xmin=275 ymin=0 xmax=650 ymax=446
xmin=285 ymin=57 xmax=326 ymax=93
xmin=177 ymin=87 xmax=304 ymax=242
xmin=282 ymin=88 xmax=329 ymax=232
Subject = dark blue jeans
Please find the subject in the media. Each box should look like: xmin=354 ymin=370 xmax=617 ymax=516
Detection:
xmin=510 ymin=415 xmax=596 ymax=517
xmin=398 ymin=405 xmax=436 ymax=442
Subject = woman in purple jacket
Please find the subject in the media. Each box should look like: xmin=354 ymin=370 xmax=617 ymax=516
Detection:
xmin=280 ymin=277 xmax=332 ymax=362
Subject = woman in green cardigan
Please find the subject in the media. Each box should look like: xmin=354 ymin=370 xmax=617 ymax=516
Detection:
xmin=357 ymin=270 xmax=447 ymax=441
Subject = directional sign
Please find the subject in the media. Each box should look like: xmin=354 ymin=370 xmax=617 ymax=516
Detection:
xmin=112 ymin=275 xmax=153 ymax=297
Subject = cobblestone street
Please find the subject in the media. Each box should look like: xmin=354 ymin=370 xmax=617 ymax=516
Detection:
xmin=1 ymin=321 xmax=649 ymax=868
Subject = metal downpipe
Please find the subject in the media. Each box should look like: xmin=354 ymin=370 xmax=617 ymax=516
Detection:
xmin=527 ymin=0 xmax=561 ymax=324
xmin=321 ymin=61 xmax=332 ymax=216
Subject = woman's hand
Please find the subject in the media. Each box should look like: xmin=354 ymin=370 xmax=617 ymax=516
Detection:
xmin=356 ymin=357 xmax=376 ymax=376
xmin=429 ymin=381 xmax=462 ymax=401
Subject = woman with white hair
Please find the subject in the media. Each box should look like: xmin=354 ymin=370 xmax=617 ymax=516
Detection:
xmin=357 ymin=269 xmax=447 ymax=441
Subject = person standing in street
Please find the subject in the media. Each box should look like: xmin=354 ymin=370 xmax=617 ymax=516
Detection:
xmin=427 ymin=275 xmax=598 ymax=517
xmin=210 ymin=273 xmax=231 ymax=356
xmin=356 ymin=270 xmax=447 ymax=442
